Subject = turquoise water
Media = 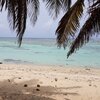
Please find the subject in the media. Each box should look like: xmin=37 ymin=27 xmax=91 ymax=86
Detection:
xmin=0 ymin=37 xmax=100 ymax=68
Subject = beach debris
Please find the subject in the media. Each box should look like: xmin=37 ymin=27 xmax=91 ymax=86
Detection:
xmin=55 ymin=78 xmax=58 ymax=82
xmin=36 ymin=88 xmax=40 ymax=91
xmin=0 ymin=62 xmax=2 ymax=64
xmin=89 ymin=82 xmax=92 ymax=86
xmin=8 ymin=79 xmax=10 ymax=82
xmin=89 ymin=84 xmax=92 ymax=86
xmin=37 ymin=84 xmax=40 ymax=87
xmin=24 ymin=84 xmax=28 ymax=87
xmin=35 ymin=84 xmax=41 ymax=91
xmin=18 ymin=77 xmax=21 ymax=79
xmin=85 ymin=68 xmax=91 ymax=71
xmin=64 ymin=93 xmax=68 ymax=96
xmin=65 ymin=77 xmax=68 ymax=79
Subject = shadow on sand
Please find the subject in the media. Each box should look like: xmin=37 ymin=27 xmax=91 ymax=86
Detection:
xmin=0 ymin=78 xmax=80 ymax=100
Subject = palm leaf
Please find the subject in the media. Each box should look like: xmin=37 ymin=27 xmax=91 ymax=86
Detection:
xmin=43 ymin=0 xmax=62 ymax=18
xmin=0 ymin=0 xmax=5 ymax=11
xmin=56 ymin=0 xmax=84 ymax=48
xmin=28 ymin=0 xmax=40 ymax=25
xmin=17 ymin=0 xmax=27 ymax=46
xmin=6 ymin=0 xmax=27 ymax=46
xmin=62 ymin=0 xmax=71 ymax=11
xmin=43 ymin=0 xmax=72 ymax=18
xmin=7 ymin=0 xmax=17 ymax=30
xmin=0 ymin=0 xmax=40 ymax=46
xmin=67 ymin=3 xmax=100 ymax=57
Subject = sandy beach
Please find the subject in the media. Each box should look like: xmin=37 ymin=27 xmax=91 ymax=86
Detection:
xmin=0 ymin=64 xmax=100 ymax=100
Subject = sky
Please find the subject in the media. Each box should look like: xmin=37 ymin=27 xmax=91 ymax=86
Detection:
xmin=0 ymin=2 xmax=63 ymax=38
xmin=0 ymin=1 xmax=99 ymax=39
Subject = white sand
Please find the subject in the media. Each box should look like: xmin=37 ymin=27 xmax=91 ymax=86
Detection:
xmin=0 ymin=64 xmax=100 ymax=100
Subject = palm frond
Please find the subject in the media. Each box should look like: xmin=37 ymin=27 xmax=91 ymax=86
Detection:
xmin=90 ymin=0 xmax=100 ymax=9
xmin=17 ymin=0 xmax=27 ymax=46
xmin=56 ymin=0 xmax=84 ymax=48
xmin=0 ymin=0 xmax=40 ymax=46
xmin=62 ymin=0 xmax=71 ymax=11
xmin=43 ymin=0 xmax=62 ymax=18
xmin=67 ymin=4 xmax=100 ymax=57
xmin=0 ymin=0 xmax=5 ymax=11
xmin=6 ymin=0 xmax=27 ymax=46
xmin=28 ymin=0 xmax=40 ymax=25
xmin=43 ymin=0 xmax=72 ymax=18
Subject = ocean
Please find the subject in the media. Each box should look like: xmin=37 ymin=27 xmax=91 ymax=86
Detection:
xmin=0 ymin=37 xmax=100 ymax=68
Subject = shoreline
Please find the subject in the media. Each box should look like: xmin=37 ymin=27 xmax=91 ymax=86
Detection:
xmin=0 ymin=64 xmax=100 ymax=100
xmin=1 ymin=62 xmax=100 ymax=69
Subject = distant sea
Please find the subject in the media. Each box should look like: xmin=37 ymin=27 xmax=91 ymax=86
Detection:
xmin=0 ymin=37 xmax=100 ymax=68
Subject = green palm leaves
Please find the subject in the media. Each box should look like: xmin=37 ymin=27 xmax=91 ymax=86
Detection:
xmin=56 ymin=0 xmax=84 ymax=48
xmin=67 ymin=3 xmax=100 ymax=57
xmin=0 ymin=0 xmax=100 ymax=57
xmin=67 ymin=0 xmax=100 ymax=57
xmin=0 ymin=0 xmax=40 ymax=46
xmin=55 ymin=0 xmax=100 ymax=57
xmin=43 ymin=0 xmax=71 ymax=18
